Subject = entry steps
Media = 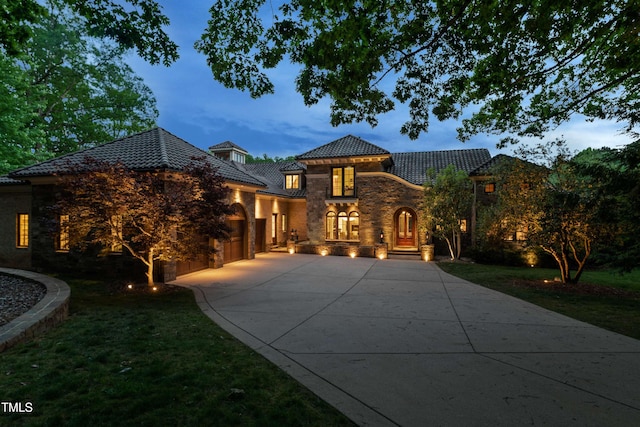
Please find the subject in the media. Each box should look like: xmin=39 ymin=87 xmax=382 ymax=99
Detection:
xmin=387 ymin=251 xmax=423 ymax=261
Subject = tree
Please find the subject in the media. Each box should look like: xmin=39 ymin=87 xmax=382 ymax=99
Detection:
xmin=52 ymin=157 xmax=235 ymax=286
xmin=245 ymin=153 xmax=296 ymax=163
xmin=0 ymin=0 xmax=178 ymax=65
xmin=0 ymin=2 xmax=158 ymax=174
xmin=571 ymin=143 xmax=640 ymax=272
xmin=0 ymin=53 xmax=45 ymax=173
xmin=196 ymin=0 xmax=640 ymax=144
xmin=5 ymin=2 xmax=638 ymax=144
xmin=422 ymin=164 xmax=473 ymax=260
xmin=482 ymin=141 xmax=617 ymax=283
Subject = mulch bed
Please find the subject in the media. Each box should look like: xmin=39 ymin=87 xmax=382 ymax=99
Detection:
xmin=0 ymin=274 xmax=47 ymax=326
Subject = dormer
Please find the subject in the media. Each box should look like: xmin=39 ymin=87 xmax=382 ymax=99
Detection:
xmin=279 ymin=162 xmax=307 ymax=191
xmin=209 ymin=141 xmax=248 ymax=164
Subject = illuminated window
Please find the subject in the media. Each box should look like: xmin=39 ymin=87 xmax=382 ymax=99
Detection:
xmin=58 ymin=215 xmax=70 ymax=251
xmin=110 ymin=215 xmax=123 ymax=253
xmin=337 ymin=212 xmax=348 ymax=239
xmin=459 ymin=219 xmax=468 ymax=233
xmin=285 ymin=174 xmax=299 ymax=189
xmin=326 ymin=212 xmax=337 ymax=240
xmin=484 ymin=183 xmax=495 ymax=193
xmin=327 ymin=211 xmax=359 ymax=240
xmin=331 ymin=166 xmax=355 ymax=197
xmin=348 ymin=212 xmax=360 ymax=240
xmin=16 ymin=213 xmax=29 ymax=248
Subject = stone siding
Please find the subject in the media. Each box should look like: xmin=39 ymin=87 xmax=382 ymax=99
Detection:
xmin=0 ymin=185 xmax=32 ymax=269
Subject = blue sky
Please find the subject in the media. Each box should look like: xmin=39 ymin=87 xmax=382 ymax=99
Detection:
xmin=125 ymin=1 xmax=633 ymax=159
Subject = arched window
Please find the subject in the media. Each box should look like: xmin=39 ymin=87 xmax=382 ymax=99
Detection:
xmin=337 ymin=212 xmax=348 ymax=240
xmin=326 ymin=212 xmax=337 ymax=240
xmin=327 ymin=210 xmax=360 ymax=240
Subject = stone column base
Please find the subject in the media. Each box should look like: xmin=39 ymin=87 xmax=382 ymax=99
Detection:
xmin=421 ymin=244 xmax=435 ymax=261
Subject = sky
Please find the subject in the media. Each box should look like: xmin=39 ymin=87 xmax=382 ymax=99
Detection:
xmin=125 ymin=1 xmax=633 ymax=160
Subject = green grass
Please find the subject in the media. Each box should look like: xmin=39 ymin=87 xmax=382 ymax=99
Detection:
xmin=0 ymin=279 xmax=354 ymax=427
xmin=438 ymin=262 xmax=640 ymax=340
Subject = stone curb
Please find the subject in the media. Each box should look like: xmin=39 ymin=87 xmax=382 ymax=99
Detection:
xmin=0 ymin=268 xmax=70 ymax=352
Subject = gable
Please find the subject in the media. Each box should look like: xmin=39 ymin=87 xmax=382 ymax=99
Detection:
xmin=296 ymin=135 xmax=390 ymax=161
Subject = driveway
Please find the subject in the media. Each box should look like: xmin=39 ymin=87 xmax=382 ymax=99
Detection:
xmin=170 ymin=253 xmax=640 ymax=426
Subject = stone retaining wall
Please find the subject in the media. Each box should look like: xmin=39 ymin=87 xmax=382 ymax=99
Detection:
xmin=0 ymin=268 xmax=70 ymax=352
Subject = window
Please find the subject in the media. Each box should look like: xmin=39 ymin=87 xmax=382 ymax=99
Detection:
xmin=326 ymin=211 xmax=359 ymax=241
xmin=348 ymin=212 xmax=359 ymax=240
xmin=484 ymin=183 xmax=495 ymax=193
xmin=337 ymin=212 xmax=348 ymax=239
xmin=58 ymin=215 xmax=70 ymax=251
xmin=281 ymin=214 xmax=287 ymax=232
xmin=326 ymin=212 xmax=337 ymax=240
xmin=16 ymin=213 xmax=29 ymax=248
xmin=331 ymin=166 xmax=355 ymax=197
xmin=285 ymin=174 xmax=299 ymax=189
xmin=459 ymin=219 xmax=468 ymax=233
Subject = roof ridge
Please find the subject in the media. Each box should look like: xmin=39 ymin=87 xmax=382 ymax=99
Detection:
xmin=391 ymin=148 xmax=490 ymax=155
xmin=157 ymin=128 xmax=170 ymax=168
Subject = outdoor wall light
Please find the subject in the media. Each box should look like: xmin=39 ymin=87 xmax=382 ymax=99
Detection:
xmin=379 ymin=229 xmax=384 ymax=243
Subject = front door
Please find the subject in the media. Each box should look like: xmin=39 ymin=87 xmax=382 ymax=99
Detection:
xmin=396 ymin=209 xmax=416 ymax=247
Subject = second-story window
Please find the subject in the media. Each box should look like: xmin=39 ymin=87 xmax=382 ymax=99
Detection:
xmin=285 ymin=174 xmax=299 ymax=189
xmin=332 ymin=166 xmax=355 ymax=197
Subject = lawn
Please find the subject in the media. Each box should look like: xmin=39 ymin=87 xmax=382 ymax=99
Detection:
xmin=437 ymin=262 xmax=640 ymax=340
xmin=0 ymin=279 xmax=354 ymax=427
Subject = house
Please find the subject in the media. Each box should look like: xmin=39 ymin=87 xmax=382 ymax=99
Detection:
xmin=0 ymin=128 xmax=492 ymax=282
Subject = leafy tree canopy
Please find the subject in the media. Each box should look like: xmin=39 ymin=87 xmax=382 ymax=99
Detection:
xmin=4 ymin=1 xmax=638 ymax=146
xmin=0 ymin=1 xmax=158 ymax=174
xmin=196 ymin=0 xmax=640 ymax=145
xmin=0 ymin=0 xmax=178 ymax=65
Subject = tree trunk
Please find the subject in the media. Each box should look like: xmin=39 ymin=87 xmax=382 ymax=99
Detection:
xmin=146 ymin=248 xmax=155 ymax=287
xmin=444 ymin=236 xmax=455 ymax=260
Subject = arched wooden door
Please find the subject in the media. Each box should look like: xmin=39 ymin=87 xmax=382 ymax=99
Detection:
xmin=395 ymin=208 xmax=417 ymax=248
xmin=224 ymin=204 xmax=246 ymax=263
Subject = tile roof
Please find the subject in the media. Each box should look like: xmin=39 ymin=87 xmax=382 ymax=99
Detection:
xmin=241 ymin=162 xmax=307 ymax=198
xmin=388 ymin=149 xmax=492 ymax=185
xmin=0 ymin=175 xmax=28 ymax=185
xmin=469 ymin=154 xmax=517 ymax=176
xmin=296 ymin=135 xmax=390 ymax=160
xmin=209 ymin=140 xmax=248 ymax=154
xmin=8 ymin=128 xmax=265 ymax=187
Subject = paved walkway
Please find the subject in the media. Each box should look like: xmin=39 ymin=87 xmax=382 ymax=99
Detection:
xmin=170 ymin=253 xmax=640 ymax=426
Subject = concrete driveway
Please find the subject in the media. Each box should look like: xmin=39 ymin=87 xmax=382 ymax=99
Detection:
xmin=170 ymin=253 xmax=640 ymax=426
